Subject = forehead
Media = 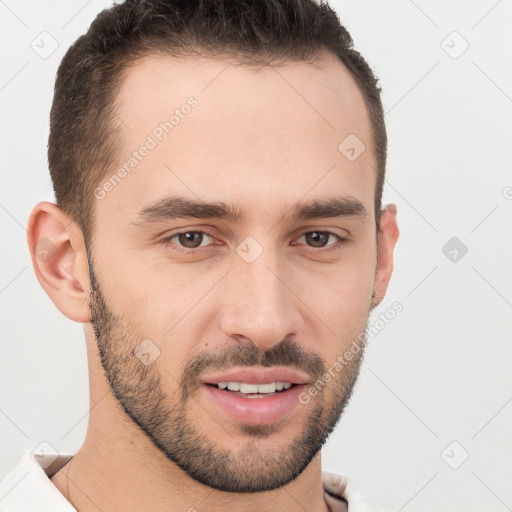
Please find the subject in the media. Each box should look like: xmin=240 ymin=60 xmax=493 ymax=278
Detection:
xmin=115 ymin=51 xmax=372 ymax=142
xmin=101 ymin=52 xmax=376 ymax=222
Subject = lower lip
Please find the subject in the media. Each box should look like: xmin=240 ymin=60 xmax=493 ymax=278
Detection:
xmin=201 ymin=384 xmax=306 ymax=425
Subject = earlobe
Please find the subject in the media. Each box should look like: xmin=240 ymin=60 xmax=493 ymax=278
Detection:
xmin=371 ymin=203 xmax=399 ymax=309
xmin=27 ymin=201 xmax=92 ymax=323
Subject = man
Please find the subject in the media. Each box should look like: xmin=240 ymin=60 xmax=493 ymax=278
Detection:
xmin=0 ymin=0 xmax=398 ymax=510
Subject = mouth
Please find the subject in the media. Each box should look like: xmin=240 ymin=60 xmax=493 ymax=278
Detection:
xmin=204 ymin=380 xmax=296 ymax=398
xmin=200 ymin=368 xmax=310 ymax=425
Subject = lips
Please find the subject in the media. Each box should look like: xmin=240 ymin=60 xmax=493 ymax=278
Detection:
xmin=200 ymin=367 xmax=311 ymax=386
xmin=199 ymin=367 xmax=311 ymax=425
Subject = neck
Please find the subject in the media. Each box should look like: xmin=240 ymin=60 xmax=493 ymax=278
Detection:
xmin=51 ymin=412 xmax=329 ymax=512
xmin=50 ymin=332 xmax=330 ymax=512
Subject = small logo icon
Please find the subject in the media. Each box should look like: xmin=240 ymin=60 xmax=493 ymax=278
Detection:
xmin=441 ymin=31 xmax=469 ymax=60
xmin=442 ymin=236 xmax=468 ymax=263
xmin=236 ymin=236 xmax=264 ymax=263
xmin=441 ymin=441 xmax=469 ymax=469
xmin=31 ymin=441 xmax=59 ymax=469
xmin=134 ymin=338 xmax=160 ymax=365
xmin=338 ymin=134 xmax=366 ymax=162
xmin=30 ymin=31 xmax=59 ymax=59
xmin=34 ymin=237 xmax=58 ymax=263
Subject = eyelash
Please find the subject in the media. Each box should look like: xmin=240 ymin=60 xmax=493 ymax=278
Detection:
xmin=159 ymin=229 xmax=348 ymax=255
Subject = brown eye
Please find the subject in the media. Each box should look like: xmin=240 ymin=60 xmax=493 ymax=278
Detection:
xmin=297 ymin=231 xmax=344 ymax=249
xmin=161 ymin=231 xmax=215 ymax=251
xmin=304 ymin=231 xmax=330 ymax=248
xmin=177 ymin=231 xmax=205 ymax=248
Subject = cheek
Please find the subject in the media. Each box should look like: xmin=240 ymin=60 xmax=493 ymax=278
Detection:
xmin=296 ymin=242 xmax=376 ymax=302
xmin=304 ymin=273 xmax=373 ymax=337
xmin=101 ymin=229 xmax=375 ymax=347
xmin=291 ymin=249 xmax=376 ymax=342
xmin=102 ymin=251 xmax=208 ymax=324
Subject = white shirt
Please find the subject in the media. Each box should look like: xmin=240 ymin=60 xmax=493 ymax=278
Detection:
xmin=0 ymin=451 xmax=385 ymax=511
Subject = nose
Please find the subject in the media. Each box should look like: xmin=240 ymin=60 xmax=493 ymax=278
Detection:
xmin=219 ymin=252 xmax=303 ymax=352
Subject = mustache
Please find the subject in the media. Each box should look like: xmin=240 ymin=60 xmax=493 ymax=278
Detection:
xmin=180 ymin=338 xmax=326 ymax=396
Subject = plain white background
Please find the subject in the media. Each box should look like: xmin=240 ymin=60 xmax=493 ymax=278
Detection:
xmin=1 ymin=1 xmax=511 ymax=510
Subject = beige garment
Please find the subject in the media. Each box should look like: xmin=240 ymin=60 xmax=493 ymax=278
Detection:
xmin=322 ymin=470 xmax=386 ymax=511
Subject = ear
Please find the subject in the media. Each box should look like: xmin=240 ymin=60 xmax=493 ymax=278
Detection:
xmin=372 ymin=203 xmax=399 ymax=309
xmin=27 ymin=201 xmax=91 ymax=323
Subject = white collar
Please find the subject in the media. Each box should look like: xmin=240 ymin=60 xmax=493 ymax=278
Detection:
xmin=0 ymin=452 xmax=384 ymax=511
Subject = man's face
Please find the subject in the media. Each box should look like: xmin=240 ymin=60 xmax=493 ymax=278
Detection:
xmin=87 ymin=53 xmax=379 ymax=492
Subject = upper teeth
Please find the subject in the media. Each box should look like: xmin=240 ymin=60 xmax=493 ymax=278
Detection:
xmin=217 ymin=382 xmax=292 ymax=393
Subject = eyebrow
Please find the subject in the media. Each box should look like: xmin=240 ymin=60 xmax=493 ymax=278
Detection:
xmin=133 ymin=194 xmax=367 ymax=225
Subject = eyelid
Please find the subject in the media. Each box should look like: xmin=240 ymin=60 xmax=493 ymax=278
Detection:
xmin=292 ymin=230 xmax=348 ymax=253
xmin=160 ymin=227 xmax=349 ymax=254
xmin=294 ymin=230 xmax=346 ymax=243
xmin=159 ymin=229 xmax=217 ymax=252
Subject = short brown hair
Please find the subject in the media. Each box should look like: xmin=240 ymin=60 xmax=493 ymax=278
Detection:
xmin=49 ymin=0 xmax=386 ymax=248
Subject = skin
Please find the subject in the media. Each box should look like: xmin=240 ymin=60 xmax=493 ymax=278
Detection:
xmin=27 ymin=52 xmax=399 ymax=512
